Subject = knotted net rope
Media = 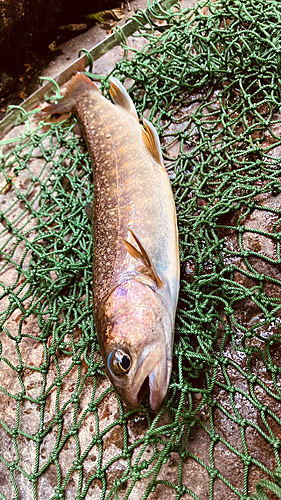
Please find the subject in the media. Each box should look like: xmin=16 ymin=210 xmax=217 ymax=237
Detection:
xmin=0 ymin=0 xmax=281 ymax=498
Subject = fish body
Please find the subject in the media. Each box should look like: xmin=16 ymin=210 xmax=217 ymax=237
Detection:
xmin=45 ymin=73 xmax=180 ymax=410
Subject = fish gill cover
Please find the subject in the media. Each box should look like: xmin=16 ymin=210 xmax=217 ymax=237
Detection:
xmin=0 ymin=0 xmax=281 ymax=499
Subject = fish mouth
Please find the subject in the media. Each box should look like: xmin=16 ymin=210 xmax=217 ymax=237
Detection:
xmin=132 ymin=346 xmax=168 ymax=411
xmin=136 ymin=376 xmax=150 ymax=405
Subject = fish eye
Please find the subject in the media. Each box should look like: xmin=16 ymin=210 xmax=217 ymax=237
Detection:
xmin=108 ymin=349 xmax=131 ymax=377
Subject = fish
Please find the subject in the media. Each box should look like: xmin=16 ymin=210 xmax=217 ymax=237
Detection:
xmin=44 ymin=72 xmax=180 ymax=410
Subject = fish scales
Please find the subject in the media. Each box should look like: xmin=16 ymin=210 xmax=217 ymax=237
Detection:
xmin=44 ymin=73 xmax=180 ymax=410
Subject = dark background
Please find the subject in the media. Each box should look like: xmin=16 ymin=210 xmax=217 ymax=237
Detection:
xmin=0 ymin=0 xmax=123 ymax=117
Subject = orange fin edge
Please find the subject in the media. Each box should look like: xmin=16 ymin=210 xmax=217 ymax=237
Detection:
xmin=142 ymin=118 xmax=164 ymax=166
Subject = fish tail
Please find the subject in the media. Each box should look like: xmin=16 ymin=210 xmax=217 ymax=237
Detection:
xmin=44 ymin=72 xmax=99 ymax=114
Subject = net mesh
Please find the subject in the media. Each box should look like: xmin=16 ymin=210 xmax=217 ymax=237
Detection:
xmin=1 ymin=0 xmax=281 ymax=499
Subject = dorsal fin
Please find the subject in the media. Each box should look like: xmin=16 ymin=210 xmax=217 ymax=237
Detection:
xmin=122 ymin=228 xmax=162 ymax=288
xmin=43 ymin=72 xmax=99 ymax=115
xmin=109 ymin=78 xmax=138 ymax=120
xmin=142 ymin=118 xmax=164 ymax=166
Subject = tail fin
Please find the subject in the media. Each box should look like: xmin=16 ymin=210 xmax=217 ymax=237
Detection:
xmin=44 ymin=72 xmax=99 ymax=115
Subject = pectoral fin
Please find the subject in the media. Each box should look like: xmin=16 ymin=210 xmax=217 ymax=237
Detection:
xmin=142 ymin=118 xmax=164 ymax=166
xmin=122 ymin=229 xmax=162 ymax=288
xmin=109 ymin=78 xmax=139 ymax=120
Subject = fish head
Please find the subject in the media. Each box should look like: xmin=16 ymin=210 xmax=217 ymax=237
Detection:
xmin=97 ymin=280 xmax=172 ymax=410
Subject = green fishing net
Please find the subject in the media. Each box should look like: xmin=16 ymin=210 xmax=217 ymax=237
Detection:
xmin=1 ymin=0 xmax=281 ymax=498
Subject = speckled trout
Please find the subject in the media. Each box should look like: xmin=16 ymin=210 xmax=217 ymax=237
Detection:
xmin=45 ymin=73 xmax=180 ymax=410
